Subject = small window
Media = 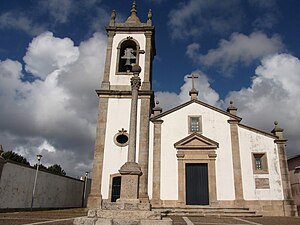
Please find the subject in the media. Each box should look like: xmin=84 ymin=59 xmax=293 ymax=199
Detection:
xmin=252 ymin=153 xmax=268 ymax=174
xmin=114 ymin=128 xmax=129 ymax=147
xmin=188 ymin=116 xmax=202 ymax=133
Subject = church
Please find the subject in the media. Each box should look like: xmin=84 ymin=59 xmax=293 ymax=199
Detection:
xmin=86 ymin=1 xmax=297 ymax=219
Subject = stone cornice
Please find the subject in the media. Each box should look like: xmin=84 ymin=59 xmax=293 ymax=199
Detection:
xmin=106 ymin=25 xmax=155 ymax=33
xmin=274 ymin=139 xmax=287 ymax=144
xmin=151 ymin=119 xmax=164 ymax=124
xmin=238 ymin=123 xmax=277 ymax=139
xmin=150 ymin=99 xmax=242 ymax=122
xmin=96 ymin=89 xmax=153 ymax=97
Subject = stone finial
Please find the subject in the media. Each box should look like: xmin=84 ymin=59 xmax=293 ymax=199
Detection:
xmin=271 ymin=121 xmax=285 ymax=140
xmin=153 ymin=101 xmax=162 ymax=116
xmin=227 ymin=101 xmax=238 ymax=116
xmin=109 ymin=9 xmax=116 ymax=26
xmin=188 ymin=74 xmax=199 ymax=100
xmin=125 ymin=0 xmax=141 ymax=24
xmin=147 ymin=9 xmax=152 ymax=25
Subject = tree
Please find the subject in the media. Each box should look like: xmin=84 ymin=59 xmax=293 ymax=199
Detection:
xmin=47 ymin=164 xmax=66 ymax=176
xmin=33 ymin=163 xmax=47 ymax=170
xmin=2 ymin=151 xmax=30 ymax=166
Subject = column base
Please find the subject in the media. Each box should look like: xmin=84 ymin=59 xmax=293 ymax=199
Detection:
xmin=87 ymin=194 xmax=102 ymax=209
xmin=119 ymin=162 xmax=142 ymax=201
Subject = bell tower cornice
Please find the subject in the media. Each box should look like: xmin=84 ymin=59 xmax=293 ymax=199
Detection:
xmin=106 ymin=1 xmax=155 ymax=32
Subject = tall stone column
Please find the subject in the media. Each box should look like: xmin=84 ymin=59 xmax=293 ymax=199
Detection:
xmin=138 ymin=97 xmax=151 ymax=202
xmin=272 ymin=122 xmax=297 ymax=216
xmin=151 ymin=102 xmax=163 ymax=205
xmin=141 ymin=31 xmax=153 ymax=90
xmin=227 ymin=102 xmax=244 ymax=205
xmin=119 ymin=65 xmax=142 ymax=202
xmin=87 ymin=97 xmax=109 ymax=209
xmin=101 ymin=31 xmax=115 ymax=90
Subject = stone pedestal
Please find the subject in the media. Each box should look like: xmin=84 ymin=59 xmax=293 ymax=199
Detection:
xmin=119 ymin=162 xmax=142 ymax=202
xmin=74 ymin=202 xmax=173 ymax=225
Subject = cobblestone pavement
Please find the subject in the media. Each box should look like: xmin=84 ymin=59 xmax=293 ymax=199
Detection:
xmin=0 ymin=209 xmax=300 ymax=225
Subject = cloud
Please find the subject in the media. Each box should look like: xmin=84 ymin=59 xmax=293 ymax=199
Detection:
xmin=23 ymin=32 xmax=80 ymax=79
xmin=225 ymin=53 xmax=300 ymax=156
xmin=248 ymin=0 xmax=279 ymax=29
xmin=186 ymin=32 xmax=284 ymax=75
xmin=168 ymin=0 xmax=244 ymax=39
xmin=38 ymin=0 xmax=73 ymax=24
xmin=155 ymin=71 xmax=221 ymax=111
xmin=156 ymin=53 xmax=300 ymax=157
xmin=0 ymin=31 xmax=107 ymax=177
xmin=0 ymin=12 xmax=45 ymax=36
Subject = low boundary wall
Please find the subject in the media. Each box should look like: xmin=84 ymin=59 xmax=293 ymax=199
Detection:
xmin=0 ymin=158 xmax=90 ymax=210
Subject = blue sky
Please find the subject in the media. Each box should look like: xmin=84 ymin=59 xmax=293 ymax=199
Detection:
xmin=0 ymin=0 xmax=299 ymax=177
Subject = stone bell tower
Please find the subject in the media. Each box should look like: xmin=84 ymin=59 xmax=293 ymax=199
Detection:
xmin=87 ymin=0 xmax=156 ymax=209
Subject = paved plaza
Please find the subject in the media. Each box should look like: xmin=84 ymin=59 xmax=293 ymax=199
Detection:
xmin=0 ymin=209 xmax=300 ymax=225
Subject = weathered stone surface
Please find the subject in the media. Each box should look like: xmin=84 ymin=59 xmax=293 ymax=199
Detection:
xmin=141 ymin=218 xmax=173 ymax=225
xmin=97 ymin=210 xmax=161 ymax=220
xmin=255 ymin=178 xmax=270 ymax=189
xmin=88 ymin=209 xmax=97 ymax=218
xmin=113 ymin=219 xmax=140 ymax=225
xmin=95 ymin=218 xmax=112 ymax=225
xmin=102 ymin=202 xmax=150 ymax=211
xmin=73 ymin=217 xmax=97 ymax=225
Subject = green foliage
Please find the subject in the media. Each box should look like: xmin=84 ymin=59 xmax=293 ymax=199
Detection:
xmin=2 ymin=151 xmax=30 ymax=166
xmin=33 ymin=163 xmax=47 ymax=170
xmin=47 ymin=164 xmax=66 ymax=176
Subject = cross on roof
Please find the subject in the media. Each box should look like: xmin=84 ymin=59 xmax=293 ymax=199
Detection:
xmin=187 ymin=74 xmax=199 ymax=90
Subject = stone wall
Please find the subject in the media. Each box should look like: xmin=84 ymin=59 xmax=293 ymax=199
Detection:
xmin=288 ymin=155 xmax=300 ymax=214
xmin=0 ymin=159 xmax=90 ymax=210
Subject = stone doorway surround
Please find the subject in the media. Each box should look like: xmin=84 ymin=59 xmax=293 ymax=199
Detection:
xmin=174 ymin=133 xmax=218 ymax=207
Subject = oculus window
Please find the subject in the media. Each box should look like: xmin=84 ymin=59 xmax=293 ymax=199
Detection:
xmin=114 ymin=128 xmax=129 ymax=147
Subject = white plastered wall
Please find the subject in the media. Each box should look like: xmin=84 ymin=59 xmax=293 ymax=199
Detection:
xmin=101 ymin=98 xmax=141 ymax=199
xmin=109 ymin=33 xmax=146 ymax=85
xmin=151 ymin=102 xmax=235 ymax=201
xmin=238 ymin=127 xmax=284 ymax=200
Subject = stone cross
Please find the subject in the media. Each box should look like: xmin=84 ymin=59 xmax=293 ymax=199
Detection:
xmin=132 ymin=49 xmax=145 ymax=66
xmin=188 ymin=74 xmax=199 ymax=90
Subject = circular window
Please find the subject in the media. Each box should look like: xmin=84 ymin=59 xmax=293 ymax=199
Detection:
xmin=114 ymin=129 xmax=129 ymax=147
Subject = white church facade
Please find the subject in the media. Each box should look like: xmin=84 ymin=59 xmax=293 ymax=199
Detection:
xmin=86 ymin=1 xmax=297 ymax=217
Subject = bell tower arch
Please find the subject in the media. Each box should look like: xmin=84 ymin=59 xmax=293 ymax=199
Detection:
xmin=88 ymin=1 xmax=156 ymax=208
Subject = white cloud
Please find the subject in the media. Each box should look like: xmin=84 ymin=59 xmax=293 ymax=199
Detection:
xmin=187 ymin=32 xmax=284 ymax=75
xmin=39 ymin=0 xmax=73 ymax=24
xmin=23 ymin=32 xmax=79 ymax=79
xmin=0 ymin=12 xmax=45 ymax=36
xmin=156 ymin=71 xmax=221 ymax=111
xmin=168 ymin=0 xmax=243 ymax=39
xmin=0 ymin=31 xmax=107 ymax=177
xmin=248 ymin=0 xmax=279 ymax=29
xmin=157 ymin=53 xmax=300 ymax=157
xmin=226 ymin=53 xmax=300 ymax=156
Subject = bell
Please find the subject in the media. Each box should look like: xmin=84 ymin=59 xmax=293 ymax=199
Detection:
xmin=121 ymin=48 xmax=136 ymax=70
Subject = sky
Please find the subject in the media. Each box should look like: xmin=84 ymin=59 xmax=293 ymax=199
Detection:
xmin=0 ymin=0 xmax=300 ymax=178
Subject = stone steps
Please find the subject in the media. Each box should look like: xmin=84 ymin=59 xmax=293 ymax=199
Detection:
xmin=153 ymin=207 xmax=262 ymax=217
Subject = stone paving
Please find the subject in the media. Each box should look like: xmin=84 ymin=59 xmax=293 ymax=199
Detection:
xmin=0 ymin=209 xmax=300 ymax=225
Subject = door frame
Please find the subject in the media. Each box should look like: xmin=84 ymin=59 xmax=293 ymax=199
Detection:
xmin=108 ymin=173 xmax=121 ymax=202
xmin=185 ymin=163 xmax=209 ymax=205
xmin=177 ymin=150 xmax=217 ymax=206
